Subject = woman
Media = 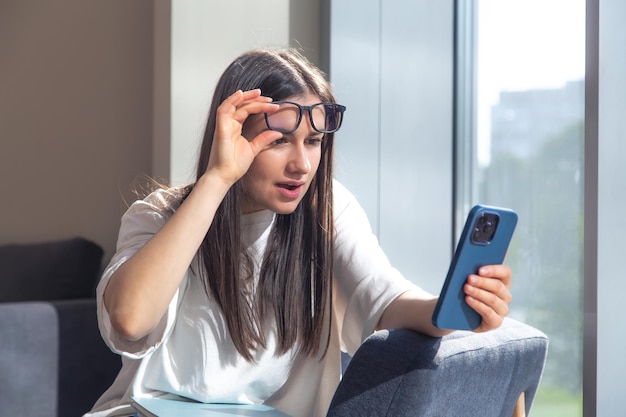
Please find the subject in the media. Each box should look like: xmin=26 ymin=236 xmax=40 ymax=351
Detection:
xmin=85 ymin=48 xmax=511 ymax=417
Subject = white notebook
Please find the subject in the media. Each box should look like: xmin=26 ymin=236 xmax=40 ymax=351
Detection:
xmin=132 ymin=396 xmax=291 ymax=417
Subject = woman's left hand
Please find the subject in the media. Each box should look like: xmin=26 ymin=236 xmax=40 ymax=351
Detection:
xmin=464 ymin=264 xmax=512 ymax=332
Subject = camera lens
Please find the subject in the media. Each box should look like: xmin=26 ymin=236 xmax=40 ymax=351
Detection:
xmin=471 ymin=212 xmax=499 ymax=244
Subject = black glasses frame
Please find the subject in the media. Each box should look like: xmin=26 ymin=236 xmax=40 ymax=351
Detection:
xmin=264 ymin=101 xmax=347 ymax=134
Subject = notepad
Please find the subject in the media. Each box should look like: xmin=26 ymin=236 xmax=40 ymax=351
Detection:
xmin=131 ymin=396 xmax=291 ymax=417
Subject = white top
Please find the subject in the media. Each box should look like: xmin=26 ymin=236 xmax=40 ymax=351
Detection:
xmin=85 ymin=181 xmax=421 ymax=417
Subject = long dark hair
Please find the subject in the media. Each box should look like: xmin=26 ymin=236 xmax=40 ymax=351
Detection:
xmin=188 ymin=48 xmax=336 ymax=361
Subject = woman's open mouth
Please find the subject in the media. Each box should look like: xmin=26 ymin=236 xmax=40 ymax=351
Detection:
xmin=276 ymin=182 xmax=304 ymax=199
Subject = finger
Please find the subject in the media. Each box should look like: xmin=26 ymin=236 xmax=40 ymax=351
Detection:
xmin=227 ymin=89 xmax=262 ymax=104
xmin=466 ymin=265 xmax=513 ymax=332
xmin=465 ymin=275 xmax=512 ymax=309
xmin=465 ymin=275 xmax=511 ymax=311
xmin=464 ymin=275 xmax=511 ymax=333
xmin=465 ymin=280 xmax=510 ymax=316
xmin=215 ymin=97 xmax=277 ymax=138
xmin=220 ymin=89 xmax=271 ymax=117
xmin=233 ymin=101 xmax=278 ymax=122
xmin=231 ymin=89 xmax=276 ymax=110
xmin=240 ymin=88 xmax=275 ymax=102
xmin=247 ymin=129 xmax=283 ymax=155
xmin=466 ymin=294 xmax=506 ymax=332
xmin=477 ymin=265 xmax=512 ymax=288
xmin=465 ymin=285 xmax=507 ymax=315
xmin=219 ymin=97 xmax=277 ymax=129
xmin=466 ymin=274 xmax=512 ymax=304
xmin=240 ymin=88 xmax=262 ymax=99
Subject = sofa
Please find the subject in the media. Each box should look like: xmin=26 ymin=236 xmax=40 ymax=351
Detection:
xmin=0 ymin=237 xmax=548 ymax=417
xmin=0 ymin=238 xmax=121 ymax=417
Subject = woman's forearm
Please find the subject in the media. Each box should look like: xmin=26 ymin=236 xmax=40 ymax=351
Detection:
xmin=377 ymin=289 xmax=453 ymax=338
xmin=103 ymin=173 xmax=231 ymax=341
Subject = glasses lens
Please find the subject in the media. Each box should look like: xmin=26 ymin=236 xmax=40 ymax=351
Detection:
xmin=266 ymin=103 xmax=300 ymax=133
xmin=311 ymin=103 xmax=344 ymax=133
xmin=265 ymin=102 xmax=346 ymax=134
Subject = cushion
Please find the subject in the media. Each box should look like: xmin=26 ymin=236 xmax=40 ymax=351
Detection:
xmin=0 ymin=237 xmax=104 ymax=302
xmin=0 ymin=300 xmax=122 ymax=416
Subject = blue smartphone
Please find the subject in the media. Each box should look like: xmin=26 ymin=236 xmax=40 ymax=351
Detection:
xmin=432 ymin=205 xmax=518 ymax=330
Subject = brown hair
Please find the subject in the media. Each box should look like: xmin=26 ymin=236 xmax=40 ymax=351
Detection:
xmin=188 ymin=48 xmax=336 ymax=360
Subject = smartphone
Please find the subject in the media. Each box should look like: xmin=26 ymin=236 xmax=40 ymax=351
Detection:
xmin=432 ymin=205 xmax=518 ymax=330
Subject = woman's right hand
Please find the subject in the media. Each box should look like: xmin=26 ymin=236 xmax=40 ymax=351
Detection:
xmin=105 ymin=90 xmax=281 ymax=341
xmin=206 ymin=89 xmax=282 ymax=186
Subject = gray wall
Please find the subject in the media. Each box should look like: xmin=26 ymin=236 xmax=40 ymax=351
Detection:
xmin=165 ymin=0 xmax=321 ymax=186
xmin=0 ymin=0 xmax=154 ymax=263
xmin=0 ymin=0 xmax=321 ymax=264
xmin=329 ymin=0 xmax=454 ymax=293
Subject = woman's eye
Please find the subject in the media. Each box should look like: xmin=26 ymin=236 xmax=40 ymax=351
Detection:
xmin=271 ymin=138 xmax=288 ymax=146
xmin=306 ymin=137 xmax=323 ymax=146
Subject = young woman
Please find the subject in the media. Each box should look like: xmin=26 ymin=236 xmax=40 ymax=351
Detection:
xmin=85 ymin=48 xmax=512 ymax=417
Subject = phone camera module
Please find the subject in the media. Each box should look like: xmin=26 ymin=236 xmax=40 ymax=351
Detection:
xmin=471 ymin=212 xmax=500 ymax=244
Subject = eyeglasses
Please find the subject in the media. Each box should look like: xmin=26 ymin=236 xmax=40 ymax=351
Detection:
xmin=264 ymin=101 xmax=346 ymax=134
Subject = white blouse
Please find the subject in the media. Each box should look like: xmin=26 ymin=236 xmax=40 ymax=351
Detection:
xmin=84 ymin=180 xmax=420 ymax=417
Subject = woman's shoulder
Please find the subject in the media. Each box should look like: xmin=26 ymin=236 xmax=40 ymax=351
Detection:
xmin=129 ymin=184 xmax=191 ymax=216
xmin=114 ymin=185 xmax=191 ymax=252
xmin=145 ymin=186 xmax=187 ymax=208
xmin=332 ymin=179 xmax=362 ymax=216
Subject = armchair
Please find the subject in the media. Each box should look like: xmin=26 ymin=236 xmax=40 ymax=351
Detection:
xmin=328 ymin=318 xmax=548 ymax=417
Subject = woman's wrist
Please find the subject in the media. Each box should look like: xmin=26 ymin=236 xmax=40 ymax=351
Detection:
xmin=195 ymin=170 xmax=235 ymax=199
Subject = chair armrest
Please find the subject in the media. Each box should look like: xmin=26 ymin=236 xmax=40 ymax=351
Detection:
xmin=0 ymin=299 xmax=121 ymax=417
xmin=327 ymin=318 xmax=548 ymax=417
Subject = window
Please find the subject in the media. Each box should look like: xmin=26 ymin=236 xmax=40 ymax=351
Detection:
xmin=455 ymin=1 xmax=585 ymax=416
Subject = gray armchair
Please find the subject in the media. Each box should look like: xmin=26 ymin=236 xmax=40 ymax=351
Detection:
xmin=328 ymin=318 xmax=548 ymax=417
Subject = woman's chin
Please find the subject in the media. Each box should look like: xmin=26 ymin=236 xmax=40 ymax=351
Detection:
xmin=270 ymin=204 xmax=300 ymax=215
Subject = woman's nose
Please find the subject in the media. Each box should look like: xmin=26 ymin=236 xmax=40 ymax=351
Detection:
xmin=287 ymin=143 xmax=311 ymax=174
xmin=286 ymin=118 xmax=315 ymax=174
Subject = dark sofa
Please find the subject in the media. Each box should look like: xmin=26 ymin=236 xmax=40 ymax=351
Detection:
xmin=0 ymin=238 xmax=121 ymax=417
